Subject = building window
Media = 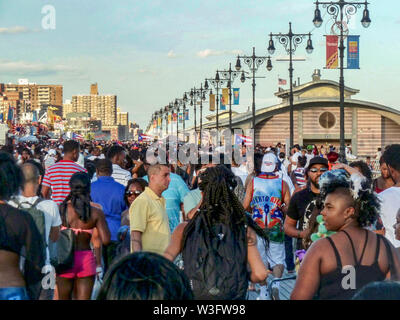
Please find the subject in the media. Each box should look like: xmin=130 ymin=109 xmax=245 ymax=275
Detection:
xmin=319 ymin=111 xmax=336 ymax=129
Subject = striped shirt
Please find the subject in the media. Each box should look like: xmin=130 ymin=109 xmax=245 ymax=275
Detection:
xmin=111 ymin=164 xmax=131 ymax=187
xmin=42 ymin=160 xmax=87 ymax=204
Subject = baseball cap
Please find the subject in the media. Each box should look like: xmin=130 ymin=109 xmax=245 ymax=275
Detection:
xmin=308 ymin=156 xmax=328 ymax=168
xmin=261 ymin=153 xmax=278 ymax=173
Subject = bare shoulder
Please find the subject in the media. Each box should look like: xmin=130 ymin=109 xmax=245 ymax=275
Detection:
xmin=306 ymin=237 xmax=331 ymax=258
xmin=246 ymin=227 xmax=258 ymax=247
xmin=174 ymin=222 xmax=189 ymax=236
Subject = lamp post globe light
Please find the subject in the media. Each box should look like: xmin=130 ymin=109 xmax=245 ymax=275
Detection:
xmin=268 ymin=22 xmax=313 ymax=148
xmin=236 ymin=47 xmax=273 ymax=142
xmin=313 ymin=0 xmax=371 ymax=162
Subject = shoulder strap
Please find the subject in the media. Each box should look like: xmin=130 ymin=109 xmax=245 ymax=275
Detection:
xmin=358 ymin=230 xmax=369 ymax=265
xmin=381 ymin=235 xmax=397 ymax=279
xmin=374 ymin=234 xmax=381 ymax=262
xmin=32 ymin=197 xmax=43 ymax=208
xmin=326 ymin=237 xmax=342 ymax=269
xmin=342 ymin=230 xmax=358 ymax=265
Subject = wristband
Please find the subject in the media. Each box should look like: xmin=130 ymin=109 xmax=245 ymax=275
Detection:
xmin=297 ymin=230 xmax=301 ymax=238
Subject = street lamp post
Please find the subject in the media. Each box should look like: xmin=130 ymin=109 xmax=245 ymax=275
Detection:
xmin=216 ymin=63 xmax=242 ymax=133
xmin=204 ymin=73 xmax=226 ymax=140
xmin=164 ymin=105 xmax=169 ymax=136
xmin=313 ymin=0 xmax=371 ymax=162
xmin=192 ymin=83 xmax=211 ymax=143
xmin=175 ymin=98 xmax=186 ymax=141
xmin=236 ymin=47 xmax=273 ymax=141
xmin=268 ymin=22 xmax=314 ymax=147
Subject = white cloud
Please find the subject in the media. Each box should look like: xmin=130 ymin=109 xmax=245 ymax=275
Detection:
xmin=197 ymin=49 xmax=243 ymax=58
xmin=167 ymin=50 xmax=177 ymax=58
xmin=0 ymin=26 xmax=34 ymax=34
xmin=0 ymin=60 xmax=81 ymax=76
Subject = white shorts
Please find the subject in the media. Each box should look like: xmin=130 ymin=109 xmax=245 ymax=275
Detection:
xmin=266 ymin=241 xmax=285 ymax=269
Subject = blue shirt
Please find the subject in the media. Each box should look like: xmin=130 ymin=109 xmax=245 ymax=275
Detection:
xmin=144 ymin=172 xmax=189 ymax=232
xmin=91 ymin=176 xmax=127 ymax=241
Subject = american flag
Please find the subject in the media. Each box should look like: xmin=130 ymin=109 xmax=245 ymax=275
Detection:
xmin=278 ymin=78 xmax=287 ymax=85
xmin=234 ymin=134 xmax=253 ymax=146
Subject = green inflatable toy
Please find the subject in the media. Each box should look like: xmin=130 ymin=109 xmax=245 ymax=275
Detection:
xmin=310 ymin=215 xmax=336 ymax=242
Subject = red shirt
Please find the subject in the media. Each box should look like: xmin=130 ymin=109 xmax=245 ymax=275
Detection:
xmin=42 ymin=160 xmax=87 ymax=204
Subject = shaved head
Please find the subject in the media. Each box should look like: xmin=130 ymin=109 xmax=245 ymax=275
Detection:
xmin=21 ymin=163 xmax=40 ymax=187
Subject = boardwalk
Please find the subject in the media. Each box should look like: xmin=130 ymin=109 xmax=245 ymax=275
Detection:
xmin=248 ymin=270 xmax=297 ymax=300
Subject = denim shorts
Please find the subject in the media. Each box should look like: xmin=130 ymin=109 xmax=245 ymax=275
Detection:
xmin=0 ymin=287 xmax=29 ymax=300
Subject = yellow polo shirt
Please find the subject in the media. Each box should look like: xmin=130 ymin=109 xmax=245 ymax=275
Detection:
xmin=129 ymin=187 xmax=171 ymax=255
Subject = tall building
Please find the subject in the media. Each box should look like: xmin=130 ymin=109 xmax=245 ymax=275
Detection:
xmin=2 ymin=79 xmax=63 ymax=113
xmin=72 ymin=84 xmax=117 ymax=126
xmin=63 ymin=99 xmax=74 ymax=118
xmin=117 ymin=107 xmax=129 ymax=126
xmin=90 ymin=83 xmax=98 ymax=95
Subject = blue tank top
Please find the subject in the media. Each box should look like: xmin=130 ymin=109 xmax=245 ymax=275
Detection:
xmin=250 ymin=174 xmax=284 ymax=242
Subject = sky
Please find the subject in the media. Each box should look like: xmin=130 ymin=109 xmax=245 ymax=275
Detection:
xmin=0 ymin=0 xmax=398 ymax=130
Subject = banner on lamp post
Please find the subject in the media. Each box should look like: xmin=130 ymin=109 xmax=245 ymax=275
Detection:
xmin=326 ymin=35 xmax=339 ymax=69
xmin=233 ymin=88 xmax=240 ymax=105
xmin=209 ymin=94 xmax=215 ymax=111
xmin=347 ymin=35 xmax=360 ymax=69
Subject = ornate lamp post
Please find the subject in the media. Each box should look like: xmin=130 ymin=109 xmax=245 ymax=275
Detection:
xmin=174 ymin=98 xmax=186 ymax=141
xmin=216 ymin=63 xmax=243 ymax=133
xmin=268 ymin=22 xmax=314 ymax=147
xmin=313 ymin=0 xmax=371 ymax=162
xmin=164 ymin=105 xmax=170 ymax=136
xmin=204 ymin=72 xmax=227 ymax=137
xmin=236 ymin=47 xmax=273 ymax=140
xmin=192 ymin=83 xmax=211 ymax=139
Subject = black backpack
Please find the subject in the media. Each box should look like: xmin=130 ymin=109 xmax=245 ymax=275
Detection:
xmin=182 ymin=212 xmax=249 ymax=300
xmin=14 ymin=198 xmax=47 ymax=255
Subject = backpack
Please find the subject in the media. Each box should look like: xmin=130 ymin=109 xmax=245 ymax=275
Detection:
xmin=182 ymin=212 xmax=249 ymax=300
xmin=14 ymin=198 xmax=47 ymax=253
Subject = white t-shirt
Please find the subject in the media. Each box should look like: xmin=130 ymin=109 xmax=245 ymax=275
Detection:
xmin=378 ymin=187 xmax=400 ymax=247
xmin=305 ymin=154 xmax=314 ymax=168
xmin=9 ymin=195 xmax=62 ymax=265
xmin=232 ymin=164 xmax=248 ymax=186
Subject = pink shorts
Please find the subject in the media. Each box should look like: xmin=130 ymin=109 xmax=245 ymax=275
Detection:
xmin=58 ymin=250 xmax=96 ymax=279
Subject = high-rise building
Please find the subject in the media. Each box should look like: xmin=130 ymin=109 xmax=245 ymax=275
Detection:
xmin=63 ymin=99 xmax=74 ymax=118
xmin=117 ymin=107 xmax=129 ymax=126
xmin=90 ymin=83 xmax=98 ymax=95
xmin=72 ymin=84 xmax=117 ymax=126
xmin=2 ymin=79 xmax=63 ymax=113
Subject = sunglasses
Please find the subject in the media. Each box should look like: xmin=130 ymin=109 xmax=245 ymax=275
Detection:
xmin=309 ymin=167 xmax=328 ymax=173
xmin=126 ymin=190 xmax=142 ymax=196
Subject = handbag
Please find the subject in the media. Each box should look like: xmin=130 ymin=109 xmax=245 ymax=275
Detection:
xmin=49 ymin=206 xmax=75 ymax=274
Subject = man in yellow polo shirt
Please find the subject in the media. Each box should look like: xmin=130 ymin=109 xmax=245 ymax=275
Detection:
xmin=130 ymin=164 xmax=171 ymax=255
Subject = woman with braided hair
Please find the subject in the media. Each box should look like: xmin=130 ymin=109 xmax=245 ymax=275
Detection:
xmin=97 ymin=252 xmax=193 ymax=300
xmin=164 ymin=165 xmax=270 ymax=300
xmin=56 ymin=172 xmax=111 ymax=300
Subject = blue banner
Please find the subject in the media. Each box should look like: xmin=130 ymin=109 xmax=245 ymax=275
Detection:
xmin=233 ymin=88 xmax=240 ymax=105
xmin=347 ymin=35 xmax=360 ymax=69
xmin=220 ymin=95 xmax=226 ymax=111
xmin=185 ymin=110 xmax=189 ymax=120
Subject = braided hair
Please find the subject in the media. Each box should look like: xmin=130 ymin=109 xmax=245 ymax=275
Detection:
xmin=60 ymin=172 xmax=92 ymax=223
xmin=97 ymin=252 xmax=193 ymax=300
xmin=0 ymin=151 xmax=23 ymax=200
xmin=182 ymin=165 xmax=267 ymax=245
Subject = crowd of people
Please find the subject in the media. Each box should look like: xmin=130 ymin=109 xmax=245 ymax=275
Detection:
xmin=0 ymin=137 xmax=399 ymax=300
